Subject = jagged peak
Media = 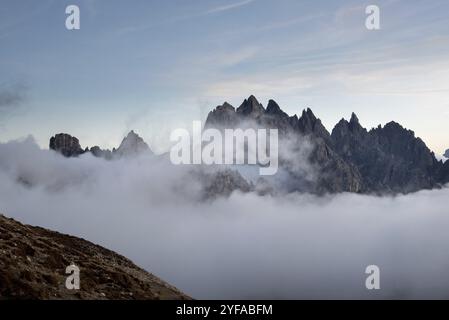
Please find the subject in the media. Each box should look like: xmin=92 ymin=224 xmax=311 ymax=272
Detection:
xmin=236 ymin=95 xmax=265 ymax=116
xmin=247 ymin=94 xmax=259 ymax=104
xmin=350 ymin=112 xmax=359 ymax=124
xmin=213 ymin=102 xmax=235 ymax=112
xmin=266 ymin=99 xmax=288 ymax=117
xmin=222 ymin=101 xmax=234 ymax=109
xmin=334 ymin=118 xmax=349 ymax=128
xmin=116 ymin=130 xmax=151 ymax=156
xmin=266 ymin=99 xmax=280 ymax=112
xmin=300 ymin=108 xmax=318 ymax=123
xmin=122 ymin=130 xmax=144 ymax=141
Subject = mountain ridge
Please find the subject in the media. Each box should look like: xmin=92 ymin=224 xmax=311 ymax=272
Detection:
xmin=205 ymin=95 xmax=448 ymax=194
xmin=48 ymin=95 xmax=449 ymax=195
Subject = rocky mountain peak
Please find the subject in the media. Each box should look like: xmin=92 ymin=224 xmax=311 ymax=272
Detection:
xmin=221 ymin=102 xmax=234 ymax=111
xmin=297 ymin=108 xmax=331 ymax=143
xmin=236 ymin=95 xmax=265 ymax=117
xmin=49 ymin=133 xmax=85 ymax=157
xmin=301 ymin=108 xmax=317 ymax=122
xmin=266 ymin=99 xmax=288 ymax=118
xmin=115 ymin=130 xmax=151 ymax=157
xmin=350 ymin=112 xmax=359 ymax=124
xmin=444 ymin=149 xmax=449 ymax=158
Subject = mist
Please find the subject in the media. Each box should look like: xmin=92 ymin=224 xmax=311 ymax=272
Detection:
xmin=1 ymin=137 xmax=449 ymax=299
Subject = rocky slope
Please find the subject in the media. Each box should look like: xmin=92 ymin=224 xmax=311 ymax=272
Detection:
xmin=0 ymin=214 xmax=189 ymax=300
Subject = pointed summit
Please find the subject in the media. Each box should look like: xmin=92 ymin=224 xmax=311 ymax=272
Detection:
xmin=266 ymin=99 xmax=288 ymax=118
xmin=297 ymin=108 xmax=332 ymax=144
xmin=221 ymin=102 xmax=234 ymax=110
xmin=350 ymin=112 xmax=359 ymax=124
xmin=347 ymin=112 xmax=364 ymax=132
xmin=236 ymin=95 xmax=265 ymax=117
xmin=205 ymin=101 xmax=238 ymax=128
xmin=115 ymin=130 xmax=151 ymax=157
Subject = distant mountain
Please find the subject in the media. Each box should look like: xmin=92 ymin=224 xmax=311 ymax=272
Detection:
xmin=206 ymin=95 xmax=449 ymax=194
xmin=48 ymin=96 xmax=449 ymax=195
xmin=0 ymin=214 xmax=189 ymax=300
xmin=50 ymin=130 xmax=152 ymax=159
xmin=114 ymin=130 xmax=151 ymax=158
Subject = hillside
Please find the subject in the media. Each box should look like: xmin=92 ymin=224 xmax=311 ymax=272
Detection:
xmin=0 ymin=214 xmax=190 ymax=300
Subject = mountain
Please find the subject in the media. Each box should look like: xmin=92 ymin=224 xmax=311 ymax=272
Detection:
xmin=206 ymin=96 xmax=363 ymax=194
xmin=205 ymin=95 xmax=448 ymax=194
xmin=49 ymin=96 xmax=448 ymax=195
xmin=445 ymin=149 xmax=449 ymax=158
xmin=0 ymin=214 xmax=189 ymax=300
xmin=49 ymin=134 xmax=86 ymax=157
xmin=114 ymin=130 xmax=152 ymax=158
xmin=50 ymin=131 xmax=151 ymax=159
xmin=332 ymin=116 xmax=441 ymax=193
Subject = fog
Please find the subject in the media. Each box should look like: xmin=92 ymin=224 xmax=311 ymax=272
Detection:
xmin=1 ymin=137 xmax=449 ymax=299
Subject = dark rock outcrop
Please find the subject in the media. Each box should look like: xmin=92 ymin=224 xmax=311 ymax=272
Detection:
xmin=444 ymin=149 xmax=449 ymax=158
xmin=0 ymin=214 xmax=190 ymax=300
xmin=89 ymin=146 xmax=113 ymax=160
xmin=49 ymin=134 xmax=85 ymax=157
xmin=332 ymin=117 xmax=441 ymax=193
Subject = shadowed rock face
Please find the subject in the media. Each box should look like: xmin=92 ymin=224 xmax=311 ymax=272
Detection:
xmin=0 ymin=214 xmax=190 ymax=300
xmin=445 ymin=149 xmax=449 ymax=158
xmin=205 ymin=95 xmax=448 ymax=194
xmin=49 ymin=134 xmax=85 ymax=157
xmin=332 ymin=119 xmax=441 ymax=193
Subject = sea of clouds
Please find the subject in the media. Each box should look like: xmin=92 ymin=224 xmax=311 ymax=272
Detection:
xmin=1 ymin=136 xmax=449 ymax=299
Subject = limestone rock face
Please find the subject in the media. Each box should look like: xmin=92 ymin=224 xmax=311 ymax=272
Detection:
xmin=332 ymin=117 xmax=441 ymax=193
xmin=49 ymin=134 xmax=85 ymax=157
xmin=0 ymin=214 xmax=190 ymax=300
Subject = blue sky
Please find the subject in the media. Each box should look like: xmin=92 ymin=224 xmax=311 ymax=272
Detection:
xmin=1 ymin=0 xmax=448 ymax=154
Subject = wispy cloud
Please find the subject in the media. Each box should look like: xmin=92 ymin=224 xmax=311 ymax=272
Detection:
xmin=204 ymin=0 xmax=256 ymax=15
xmin=0 ymin=82 xmax=27 ymax=112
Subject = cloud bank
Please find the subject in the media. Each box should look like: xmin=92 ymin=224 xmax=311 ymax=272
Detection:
xmin=1 ymin=137 xmax=449 ymax=299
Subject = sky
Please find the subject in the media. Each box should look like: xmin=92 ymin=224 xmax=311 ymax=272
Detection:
xmin=0 ymin=0 xmax=448 ymax=154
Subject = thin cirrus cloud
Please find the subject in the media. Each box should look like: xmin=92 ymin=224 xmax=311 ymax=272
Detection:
xmin=204 ymin=0 xmax=256 ymax=15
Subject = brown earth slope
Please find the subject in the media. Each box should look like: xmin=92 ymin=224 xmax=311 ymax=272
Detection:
xmin=0 ymin=214 xmax=190 ymax=300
